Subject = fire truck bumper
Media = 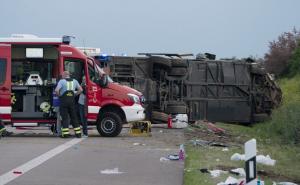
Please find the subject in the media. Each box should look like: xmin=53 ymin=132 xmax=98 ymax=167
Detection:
xmin=122 ymin=104 xmax=145 ymax=122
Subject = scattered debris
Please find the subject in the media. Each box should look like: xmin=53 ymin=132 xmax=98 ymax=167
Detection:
xmin=199 ymin=168 xmax=209 ymax=173
xmin=201 ymin=121 xmax=226 ymax=135
xmin=167 ymin=154 xmax=179 ymax=160
xmin=100 ymin=168 xmax=124 ymax=175
xmin=230 ymin=168 xmax=246 ymax=177
xmin=230 ymin=153 xmax=245 ymax=161
xmin=222 ymin=148 xmax=229 ymax=152
xmin=161 ymin=145 xmax=185 ymax=162
xmin=210 ymin=142 xmax=228 ymax=147
xmin=179 ymin=144 xmax=185 ymax=160
xmin=132 ymin=143 xmax=146 ymax=146
xmin=209 ymin=169 xmax=227 ymax=178
xmin=216 ymin=158 xmax=220 ymax=162
xmin=13 ymin=171 xmax=22 ymax=175
xmin=160 ymin=157 xmax=170 ymax=162
xmin=257 ymin=155 xmax=276 ymax=166
xmin=159 ymin=130 xmax=163 ymax=133
xmin=191 ymin=139 xmax=228 ymax=148
xmin=217 ymin=176 xmax=241 ymax=185
xmin=191 ymin=139 xmax=210 ymax=147
xmin=230 ymin=153 xmax=276 ymax=166
xmin=199 ymin=168 xmax=228 ymax=178
xmin=256 ymin=170 xmax=300 ymax=184
xmin=184 ymin=168 xmax=192 ymax=172
xmin=172 ymin=114 xmax=188 ymax=128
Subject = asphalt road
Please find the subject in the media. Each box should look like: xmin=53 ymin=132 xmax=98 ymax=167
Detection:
xmin=0 ymin=127 xmax=184 ymax=185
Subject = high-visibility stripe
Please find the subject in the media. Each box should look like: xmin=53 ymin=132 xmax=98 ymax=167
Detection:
xmin=74 ymin=127 xmax=80 ymax=131
xmin=62 ymin=131 xmax=69 ymax=136
xmin=67 ymin=81 xmax=70 ymax=90
xmin=66 ymin=81 xmax=74 ymax=91
xmin=75 ymin=130 xmax=81 ymax=134
xmin=62 ymin=128 xmax=69 ymax=131
xmin=0 ymin=128 xmax=6 ymax=133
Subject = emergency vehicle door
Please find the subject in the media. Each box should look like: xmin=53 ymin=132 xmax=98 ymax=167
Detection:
xmin=86 ymin=59 xmax=102 ymax=122
xmin=0 ymin=44 xmax=12 ymax=122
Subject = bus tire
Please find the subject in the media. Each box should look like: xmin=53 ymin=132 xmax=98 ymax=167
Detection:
xmin=151 ymin=56 xmax=172 ymax=69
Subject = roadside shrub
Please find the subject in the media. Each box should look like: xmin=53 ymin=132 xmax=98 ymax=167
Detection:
xmin=267 ymin=102 xmax=300 ymax=144
xmin=287 ymin=45 xmax=300 ymax=77
xmin=263 ymin=76 xmax=300 ymax=145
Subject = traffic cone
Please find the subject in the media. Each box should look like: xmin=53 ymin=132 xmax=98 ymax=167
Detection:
xmin=167 ymin=114 xmax=172 ymax=128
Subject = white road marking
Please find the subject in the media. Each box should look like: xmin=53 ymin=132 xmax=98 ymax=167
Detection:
xmin=0 ymin=138 xmax=85 ymax=185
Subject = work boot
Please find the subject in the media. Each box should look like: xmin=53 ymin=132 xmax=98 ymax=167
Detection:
xmin=75 ymin=133 xmax=82 ymax=138
xmin=60 ymin=134 xmax=70 ymax=138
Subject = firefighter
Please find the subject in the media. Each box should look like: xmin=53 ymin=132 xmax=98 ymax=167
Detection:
xmin=55 ymin=71 xmax=83 ymax=138
xmin=0 ymin=119 xmax=13 ymax=137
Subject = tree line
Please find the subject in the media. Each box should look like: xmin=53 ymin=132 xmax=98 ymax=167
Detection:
xmin=264 ymin=28 xmax=300 ymax=77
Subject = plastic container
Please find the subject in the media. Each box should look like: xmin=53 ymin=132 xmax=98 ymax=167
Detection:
xmin=179 ymin=144 xmax=185 ymax=161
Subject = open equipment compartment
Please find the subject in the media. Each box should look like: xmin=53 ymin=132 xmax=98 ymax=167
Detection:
xmin=11 ymin=45 xmax=59 ymax=119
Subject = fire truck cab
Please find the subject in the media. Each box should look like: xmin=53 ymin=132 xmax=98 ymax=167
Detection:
xmin=0 ymin=35 xmax=145 ymax=137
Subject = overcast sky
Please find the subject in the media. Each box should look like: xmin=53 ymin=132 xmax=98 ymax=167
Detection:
xmin=1 ymin=0 xmax=300 ymax=59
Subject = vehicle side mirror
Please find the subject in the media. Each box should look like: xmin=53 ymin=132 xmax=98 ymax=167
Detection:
xmin=98 ymin=74 xmax=108 ymax=88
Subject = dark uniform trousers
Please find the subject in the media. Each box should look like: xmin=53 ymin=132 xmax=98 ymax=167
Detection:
xmin=59 ymin=80 xmax=81 ymax=138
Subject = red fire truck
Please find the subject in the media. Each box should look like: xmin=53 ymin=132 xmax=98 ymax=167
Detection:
xmin=0 ymin=35 xmax=145 ymax=137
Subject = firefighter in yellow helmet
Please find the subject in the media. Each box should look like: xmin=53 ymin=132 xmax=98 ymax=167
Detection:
xmin=55 ymin=71 xmax=83 ymax=138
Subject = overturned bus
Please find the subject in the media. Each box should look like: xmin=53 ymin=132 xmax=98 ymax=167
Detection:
xmin=94 ymin=53 xmax=282 ymax=124
xmin=95 ymin=53 xmax=282 ymax=123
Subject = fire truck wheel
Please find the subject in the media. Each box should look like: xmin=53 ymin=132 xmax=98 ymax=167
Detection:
xmin=165 ymin=105 xmax=187 ymax=114
xmin=168 ymin=67 xmax=188 ymax=76
xmin=151 ymin=56 xmax=172 ymax=69
xmin=97 ymin=112 xmax=123 ymax=137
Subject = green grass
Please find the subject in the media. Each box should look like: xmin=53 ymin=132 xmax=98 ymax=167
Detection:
xmin=262 ymin=76 xmax=300 ymax=144
xmin=184 ymin=124 xmax=300 ymax=185
xmin=184 ymin=76 xmax=300 ymax=185
xmin=184 ymin=144 xmax=243 ymax=185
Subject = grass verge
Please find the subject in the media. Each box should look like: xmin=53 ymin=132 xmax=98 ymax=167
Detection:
xmin=184 ymin=76 xmax=300 ymax=184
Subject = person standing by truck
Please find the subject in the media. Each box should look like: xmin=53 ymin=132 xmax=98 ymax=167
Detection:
xmin=55 ymin=71 xmax=83 ymax=138
xmin=78 ymin=76 xmax=88 ymax=137
xmin=52 ymin=76 xmax=61 ymax=136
